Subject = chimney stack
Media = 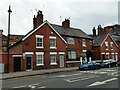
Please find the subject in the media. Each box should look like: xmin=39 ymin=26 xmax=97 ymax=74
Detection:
xmin=97 ymin=25 xmax=103 ymax=36
xmin=62 ymin=18 xmax=70 ymax=28
xmin=92 ymin=27 xmax=96 ymax=37
xmin=33 ymin=10 xmax=44 ymax=29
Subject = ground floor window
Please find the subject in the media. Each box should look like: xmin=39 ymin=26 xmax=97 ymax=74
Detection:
xmin=50 ymin=54 xmax=57 ymax=65
xmin=68 ymin=50 xmax=76 ymax=59
xmin=50 ymin=52 xmax=57 ymax=65
xmin=106 ymin=53 xmax=109 ymax=60
xmin=111 ymin=53 xmax=114 ymax=60
xmin=36 ymin=52 xmax=44 ymax=66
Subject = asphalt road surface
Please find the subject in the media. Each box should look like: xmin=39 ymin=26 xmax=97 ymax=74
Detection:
xmin=1 ymin=67 xmax=120 ymax=89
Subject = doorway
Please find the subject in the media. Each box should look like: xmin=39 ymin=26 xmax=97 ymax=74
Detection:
xmin=60 ymin=54 xmax=64 ymax=67
xmin=26 ymin=57 xmax=32 ymax=70
xmin=14 ymin=57 xmax=21 ymax=72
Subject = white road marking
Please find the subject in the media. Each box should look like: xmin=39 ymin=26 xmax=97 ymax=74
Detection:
xmin=38 ymin=86 xmax=46 ymax=89
xmin=65 ymin=75 xmax=99 ymax=83
xmin=12 ymin=83 xmax=39 ymax=89
xmin=87 ymin=78 xmax=118 ymax=87
xmin=53 ymin=73 xmax=83 ymax=78
xmin=12 ymin=85 xmax=27 ymax=88
xmin=105 ymin=70 xmax=116 ymax=72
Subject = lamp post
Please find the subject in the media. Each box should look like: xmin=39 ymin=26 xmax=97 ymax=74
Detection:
xmin=7 ymin=5 xmax=12 ymax=73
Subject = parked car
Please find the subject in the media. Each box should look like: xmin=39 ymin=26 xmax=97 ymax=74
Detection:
xmin=79 ymin=61 xmax=101 ymax=70
xmin=101 ymin=59 xmax=117 ymax=68
xmin=116 ymin=60 xmax=120 ymax=66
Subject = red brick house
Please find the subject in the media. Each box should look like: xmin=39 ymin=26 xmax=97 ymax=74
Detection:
xmin=4 ymin=10 xmax=92 ymax=72
xmin=92 ymin=33 xmax=119 ymax=61
xmin=93 ymin=25 xmax=120 ymax=61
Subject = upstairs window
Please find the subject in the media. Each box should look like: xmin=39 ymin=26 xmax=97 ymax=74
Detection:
xmin=36 ymin=35 xmax=43 ymax=48
xmin=82 ymin=39 xmax=86 ymax=47
xmin=110 ymin=42 xmax=114 ymax=50
xmin=105 ymin=42 xmax=108 ymax=50
xmin=49 ymin=36 xmax=56 ymax=49
xmin=90 ymin=40 xmax=92 ymax=45
xmin=67 ymin=37 xmax=75 ymax=44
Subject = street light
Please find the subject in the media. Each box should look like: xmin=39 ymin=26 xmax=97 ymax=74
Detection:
xmin=7 ymin=5 xmax=12 ymax=73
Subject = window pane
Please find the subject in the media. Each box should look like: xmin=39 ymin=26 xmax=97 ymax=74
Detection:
xmin=36 ymin=37 xmax=43 ymax=47
xmin=50 ymin=39 xmax=56 ymax=47
xmin=50 ymin=55 xmax=56 ymax=63
xmin=67 ymin=37 xmax=75 ymax=44
xmin=37 ymin=54 xmax=43 ymax=65
xmin=82 ymin=39 xmax=86 ymax=46
xmin=67 ymin=50 xmax=76 ymax=59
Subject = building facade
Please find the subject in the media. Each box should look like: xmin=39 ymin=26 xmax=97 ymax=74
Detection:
xmin=92 ymin=34 xmax=119 ymax=61
xmin=6 ymin=10 xmax=92 ymax=72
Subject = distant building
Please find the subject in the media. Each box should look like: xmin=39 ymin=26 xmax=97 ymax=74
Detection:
xmin=91 ymin=25 xmax=120 ymax=61
xmin=92 ymin=34 xmax=119 ymax=61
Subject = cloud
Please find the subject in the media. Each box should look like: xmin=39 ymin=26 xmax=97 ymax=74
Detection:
xmin=0 ymin=1 xmax=118 ymax=35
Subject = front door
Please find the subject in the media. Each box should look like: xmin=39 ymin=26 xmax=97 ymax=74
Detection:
xmin=60 ymin=55 xmax=64 ymax=67
xmin=26 ymin=57 xmax=32 ymax=70
xmin=14 ymin=57 xmax=21 ymax=72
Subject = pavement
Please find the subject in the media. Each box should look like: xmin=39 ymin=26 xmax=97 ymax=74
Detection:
xmin=0 ymin=67 xmax=78 ymax=80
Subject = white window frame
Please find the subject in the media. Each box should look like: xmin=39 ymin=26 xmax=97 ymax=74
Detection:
xmin=68 ymin=50 xmax=76 ymax=59
xmin=67 ymin=37 xmax=75 ymax=44
xmin=110 ymin=42 xmax=114 ymax=50
xmin=36 ymin=52 xmax=44 ymax=66
xmin=106 ymin=53 xmax=109 ymax=59
xmin=105 ymin=41 xmax=108 ymax=50
xmin=49 ymin=36 xmax=56 ymax=49
xmin=36 ymin=35 xmax=44 ymax=48
xmin=82 ymin=39 xmax=86 ymax=47
xmin=50 ymin=52 xmax=57 ymax=65
xmin=111 ymin=53 xmax=114 ymax=60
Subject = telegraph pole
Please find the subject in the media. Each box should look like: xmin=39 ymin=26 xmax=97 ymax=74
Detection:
xmin=7 ymin=5 xmax=12 ymax=73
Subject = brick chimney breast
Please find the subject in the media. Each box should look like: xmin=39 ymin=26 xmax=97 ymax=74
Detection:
xmin=33 ymin=10 xmax=44 ymax=29
xmin=92 ymin=27 xmax=96 ymax=37
xmin=97 ymin=25 xmax=103 ymax=36
xmin=62 ymin=18 xmax=70 ymax=28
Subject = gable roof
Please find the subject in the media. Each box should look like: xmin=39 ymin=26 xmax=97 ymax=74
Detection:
xmin=93 ymin=34 xmax=119 ymax=48
xmin=50 ymin=24 xmax=92 ymax=39
xmin=22 ymin=20 xmax=67 ymax=44
xmin=10 ymin=34 xmax=24 ymax=40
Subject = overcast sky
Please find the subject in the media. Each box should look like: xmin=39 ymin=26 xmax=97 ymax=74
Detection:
xmin=0 ymin=0 xmax=119 ymax=35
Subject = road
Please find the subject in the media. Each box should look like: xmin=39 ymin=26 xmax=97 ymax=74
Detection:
xmin=2 ymin=67 xmax=120 ymax=89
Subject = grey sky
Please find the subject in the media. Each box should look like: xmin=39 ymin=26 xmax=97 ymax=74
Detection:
xmin=0 ymin=0 xmax=119 ymax=35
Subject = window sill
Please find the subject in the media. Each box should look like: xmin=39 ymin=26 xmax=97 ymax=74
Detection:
xmin=82 ymin=45 xmax=87 ymax=47
xmin=50 ymin=63 xmax=57 ymax=65
xmin=36 ymin=64 xmax=44 ymax=66
xmin=36 ymin=47 xmax=44 ymax=49
xmin=50 ymin=47 xmax=57 ymax=49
